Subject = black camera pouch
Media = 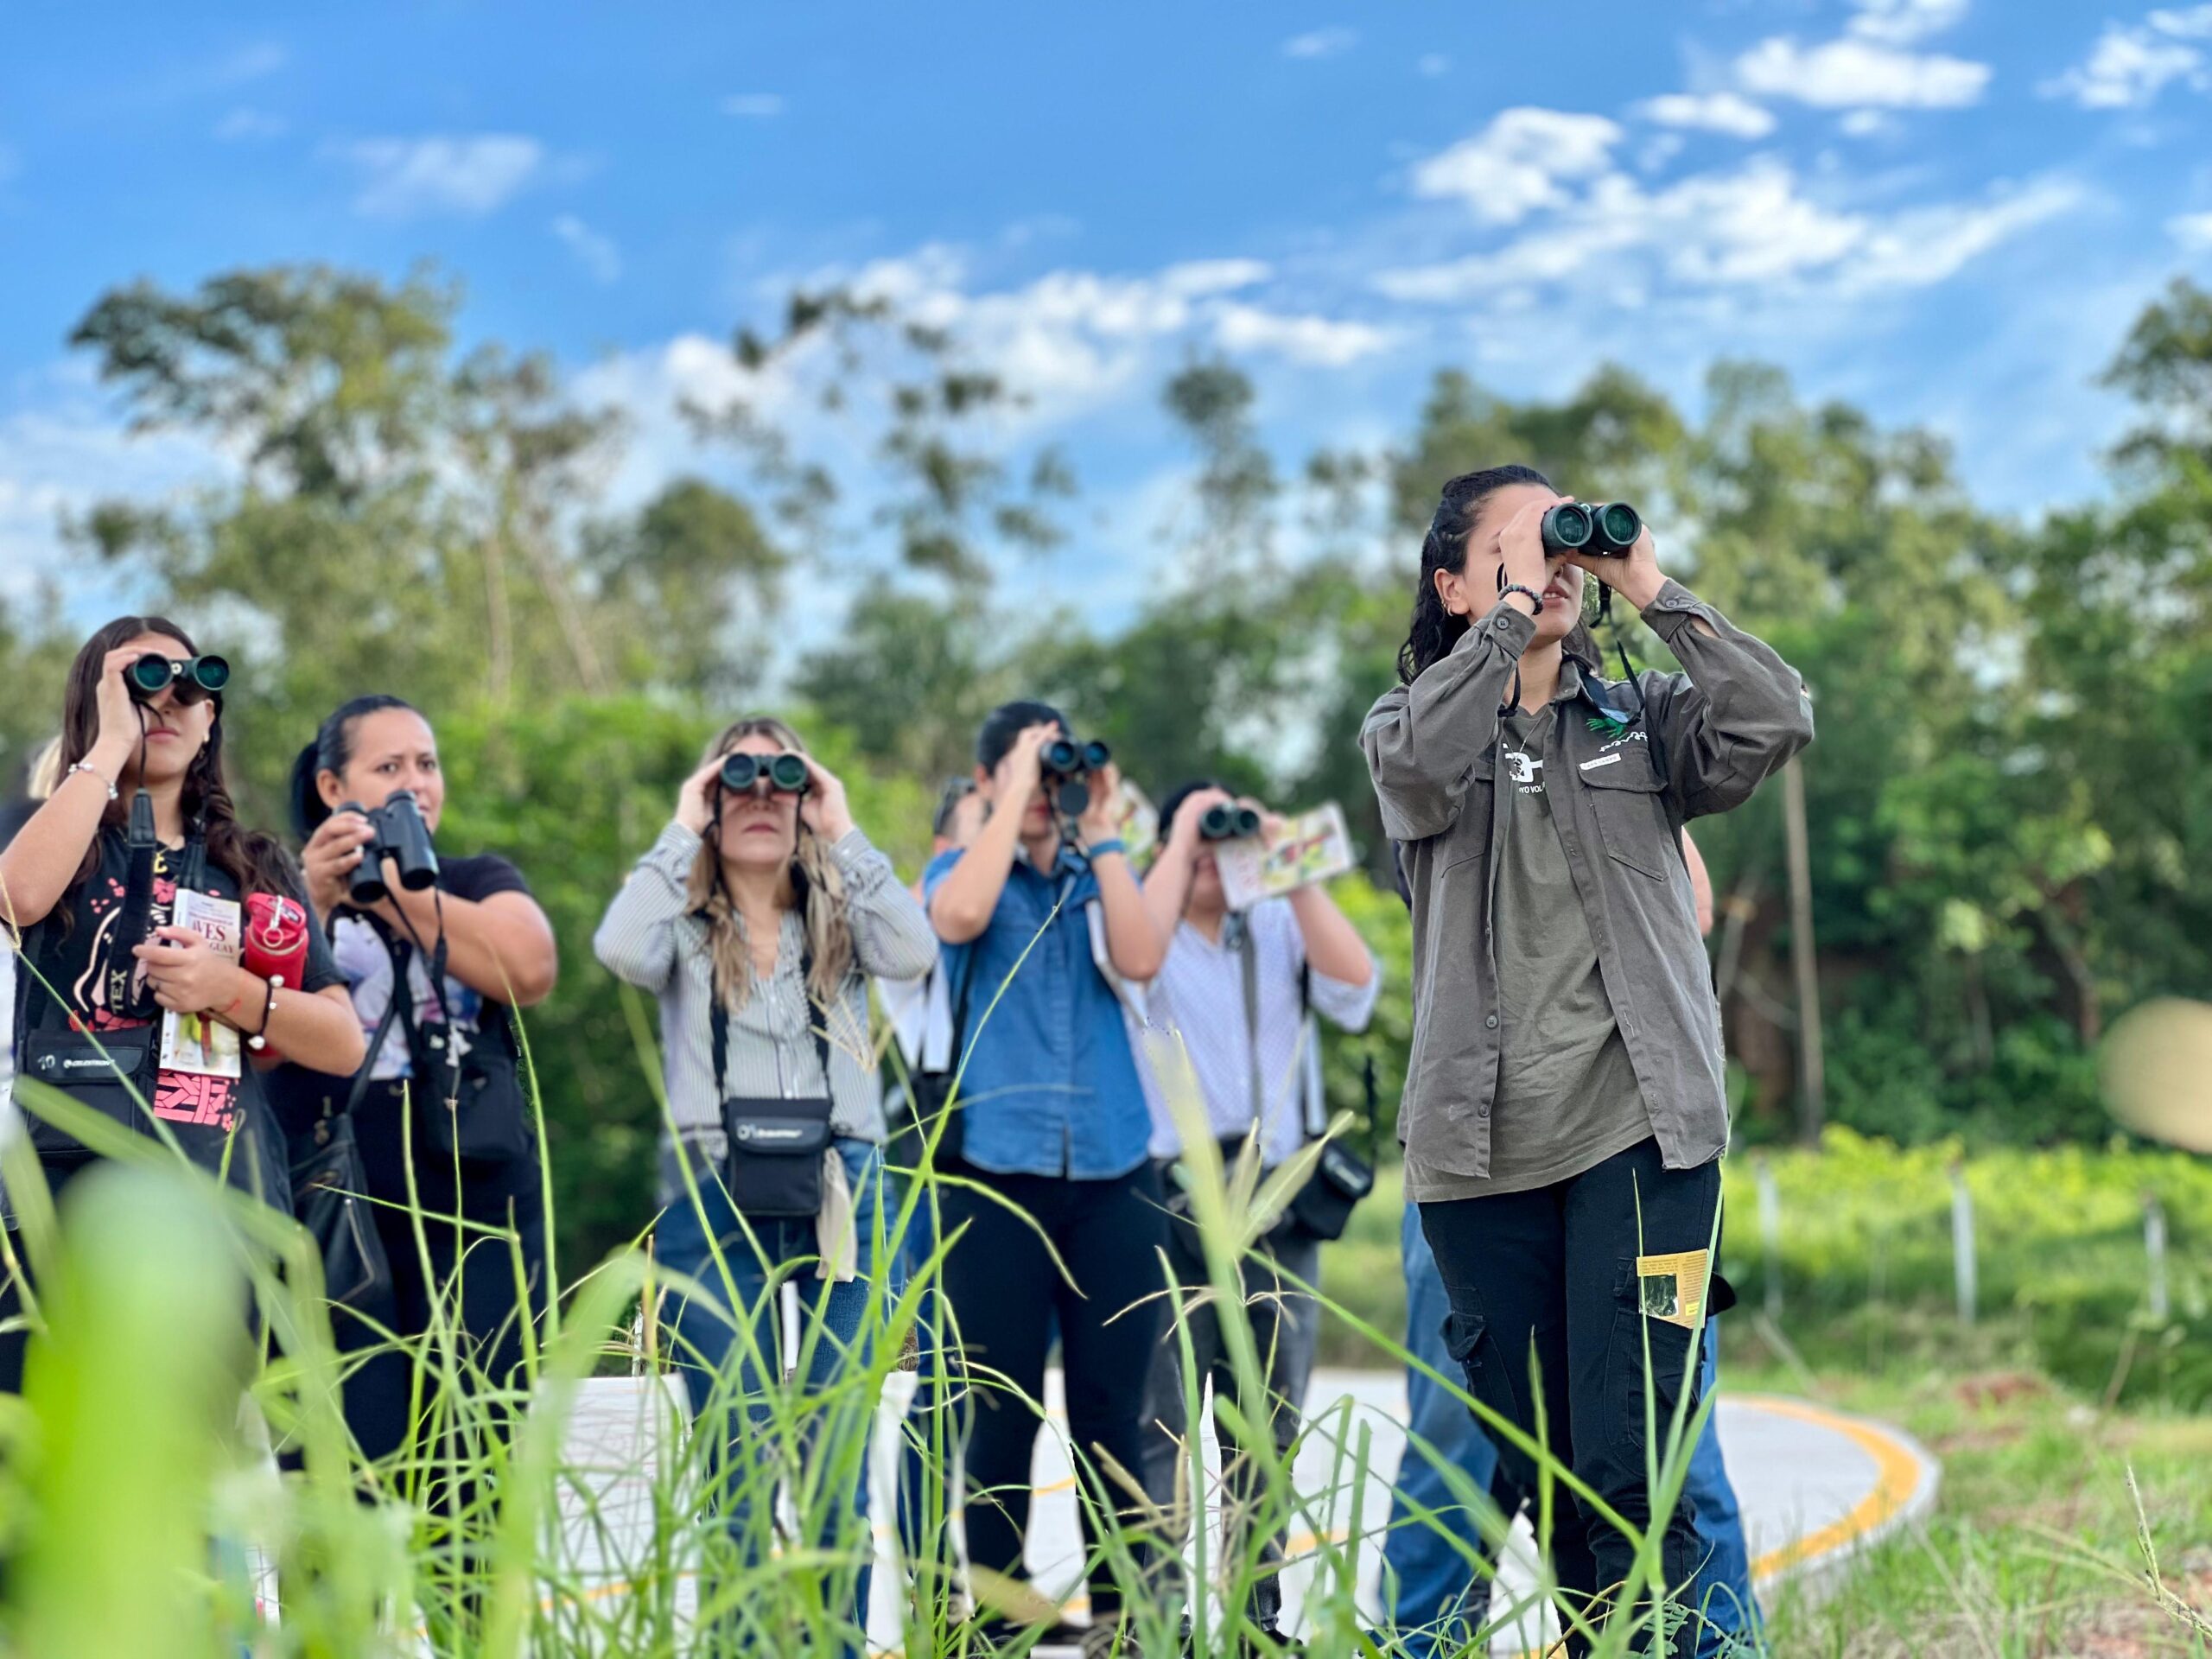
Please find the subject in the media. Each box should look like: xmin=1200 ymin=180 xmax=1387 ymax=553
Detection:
xmin=385 ymin=931 xmax=534 ymax=1166
xmin=711 ymin=990 xmax=836 ymax=1220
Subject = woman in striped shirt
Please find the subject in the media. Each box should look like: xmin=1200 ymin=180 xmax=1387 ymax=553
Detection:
xmin=594 ymin=715 xmax=936 ymax=1651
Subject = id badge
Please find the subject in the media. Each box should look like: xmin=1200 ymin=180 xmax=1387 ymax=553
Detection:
xmin=1635 ymin=1249 xmax=1710 ymax=1331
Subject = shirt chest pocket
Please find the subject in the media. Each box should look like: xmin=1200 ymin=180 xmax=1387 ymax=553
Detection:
xmin=1576 ymin=749 xmax=1673 ymax=882
xmin=1444 ymin=750 xmax=1498 ymax=868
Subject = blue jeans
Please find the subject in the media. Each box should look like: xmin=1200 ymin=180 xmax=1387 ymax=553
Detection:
xmin=1384 ymin=1204 xmax=1763 ymax=1656
xmin=657 ymin=1138 xmax=883 ymax=1652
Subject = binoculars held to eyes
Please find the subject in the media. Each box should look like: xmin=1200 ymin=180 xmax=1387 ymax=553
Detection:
xmin=1199 ymin=803 xmax=1262 ymax=842
xmin=1041 ymin=736 xmax=1110 ymax=818
xmin=343 ymin=791 xmax=440 ymax=908
xmin=720 ymin=752 xmax=810 ymax=796
xmin=716 ymin=756 xmax=814 ymax=800
xmin=1540 ymin=501 xmax=1642 ymax=558
xmin=127 ymin=652 xmax=231 ymax=704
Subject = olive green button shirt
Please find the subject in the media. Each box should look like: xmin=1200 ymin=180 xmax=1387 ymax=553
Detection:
xmin=1363 ymin=579 xmax=1814 ymax=1185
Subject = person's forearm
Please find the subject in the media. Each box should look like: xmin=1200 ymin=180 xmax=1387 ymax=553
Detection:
xmin=215 ymin=972 xmax=366 ymax=1076
xmin=929 ymin=804 xmax=1024 ymax=943
xmin=1139 ymin=842 xmax=1197 ymax=951
xmin=1287 ymin=885 xmax=1372 ymax=985
xmin=382 ymin=885 xmax=558 ymax=1006
xmin=1093 ymin=852 xmax=1165 ymax=981
xmin=0 ymin=746 xmax=129 ymax=930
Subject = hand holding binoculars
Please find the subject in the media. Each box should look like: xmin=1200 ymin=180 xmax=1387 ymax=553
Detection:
xmin=343 ymin=791 xmax=440 ymax=908
xmin=1042 ymin=736 xmax=1110 ymax=818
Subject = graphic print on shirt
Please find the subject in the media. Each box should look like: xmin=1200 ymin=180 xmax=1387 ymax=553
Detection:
xmin=1504 ymin=744 xmax=1546 ymax=793
xmin=331 ymin=916 xmax=485 ymax=1080
xmin=67 ymin=848 xmax=240 ymax=1133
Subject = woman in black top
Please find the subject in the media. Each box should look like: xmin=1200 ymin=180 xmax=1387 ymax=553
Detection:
xmin=270 ymin=694 xmax=558 ymax=1477
xmin=0 ymin=617 xmax=364 ymax=1393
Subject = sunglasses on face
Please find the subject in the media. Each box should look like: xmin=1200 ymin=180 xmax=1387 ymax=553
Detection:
xmin=719 ymin=751 xmax=810 ymax=796
xmin=127 ymin=652 xmax=231 ymax=704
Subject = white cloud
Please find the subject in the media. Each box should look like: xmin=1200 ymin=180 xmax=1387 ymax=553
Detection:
xmin=1417 ymin=53 xmax=1451 ymax=78
xmin=1835 ymin=179 xmax=2082 ymax=291
xmin=1634 ymin=91 xmax=1777 ymax=137
xmin=1375 ymin=161 xmax=2075 ymax=302
xmin=2171 ymin=211 xmax=2212 ymax=247
xmin=1212 ymin=304 xmax=1393 ymax=365
xmin=213 ymin=42 xmax=288 ymax=86
xmin=1840 ymin=108 xmax=1897 ymax=136
xmin=1281 ymin=27 xmax=1358 ymax=60
xmin=1848 ymin=0 xmax=1969 ymax=47
xmin=552 ymin=215 xmax=623 ymax=283
xmin=721 ymin=93 xmax=785 ymax=118
xmin=2149 ymin=5 xmax=2212 ymax=37
xmin=1410 ymin=108 xmax=1624 ymax=224
xmin=1737 ymin=36 xmax=1990 ymax=107
xmin=335 ymin=134 xmax=543 ymax=219
xmin=214 ymin=107 xmax=286 ymax=142
xmin=2041 ymin=20 xmax=2205 ymax=109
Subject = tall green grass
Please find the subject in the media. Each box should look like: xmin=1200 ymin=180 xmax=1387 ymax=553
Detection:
xmin=9 ymin=929 xmax=2188 ymax=1657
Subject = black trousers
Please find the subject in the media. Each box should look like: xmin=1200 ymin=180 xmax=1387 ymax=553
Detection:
xmin=343 ymin=1085 xmax=547 ymax=1498
xmin=1418 ymin=1136 xmax=1720 ymax=1657
xmin=938 ymin=1157 xmax=1166 ymax=1624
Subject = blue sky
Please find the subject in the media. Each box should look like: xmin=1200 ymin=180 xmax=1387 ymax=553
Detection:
xmin=5 ymin=0 xmax=2212 ymax=628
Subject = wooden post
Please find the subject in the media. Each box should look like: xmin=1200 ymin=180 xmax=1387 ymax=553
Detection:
xmin=1950 ymin=1162 xmax=1977 ymax=1328
xmin=2145 ymin=1192 xmax=2171 ymax=1323
xmin=1756 ymin=1154 xmax=1783 ymax=1323
xmin=1781 ymin=755 xmax=1825 ymax=1143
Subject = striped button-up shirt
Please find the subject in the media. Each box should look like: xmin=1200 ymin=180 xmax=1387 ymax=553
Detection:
xmin=1135 ymin=897 xmax=1381 ymax=1167
xmin=594 ymin=823 xmax=938 ymax=1191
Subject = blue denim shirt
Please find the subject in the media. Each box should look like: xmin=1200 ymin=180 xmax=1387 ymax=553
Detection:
xmin=922 ymin=843 xmax=1152 ymax=1180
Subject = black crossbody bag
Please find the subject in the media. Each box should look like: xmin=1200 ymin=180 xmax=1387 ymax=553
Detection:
xmin=285 ymin=998 xmax=400 ymax=1311
xmin=381 ymin=928 xmax=533 ymax=1166
xmin=1228 ymin=921 xmax=1376 ymax=1243
xmin=712 ymin=950 xmax=836 ymax=1218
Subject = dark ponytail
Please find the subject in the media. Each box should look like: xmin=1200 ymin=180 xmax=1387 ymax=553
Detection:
xmin=1397 ymin=464 xmax=1553 ymax=685
xmin=290 ymin=694 xmax=421 ymax=842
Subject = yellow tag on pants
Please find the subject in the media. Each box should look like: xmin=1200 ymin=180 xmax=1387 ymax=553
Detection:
xmin=1636 ymin=1249 xmax=1710 ymax=1331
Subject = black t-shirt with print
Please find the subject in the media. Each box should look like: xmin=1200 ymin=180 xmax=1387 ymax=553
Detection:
xmin=12 ymin=826 xmax=345 ymax=1190
xmin=264 ymin=854 xmax=534 ymax=1139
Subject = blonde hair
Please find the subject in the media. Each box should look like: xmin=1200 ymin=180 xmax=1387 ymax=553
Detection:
xmin=684 ymin=716 xmax=857 ymax=1028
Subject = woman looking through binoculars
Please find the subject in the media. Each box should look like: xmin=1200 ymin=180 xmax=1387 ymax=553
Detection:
xmin=594 ymin=715 xmax=935 ymax=1651
xmin=0 ymin=619 xmax=365 ymax=1394
xmin=923 ymin=700 xmax=1167 ymax=1650
xmin=1365 ymin=466 xmax=1813 ymax=1654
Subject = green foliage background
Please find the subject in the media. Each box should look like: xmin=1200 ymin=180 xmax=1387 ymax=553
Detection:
xmin=11 ymin=263 xmax=2212 ymax=1275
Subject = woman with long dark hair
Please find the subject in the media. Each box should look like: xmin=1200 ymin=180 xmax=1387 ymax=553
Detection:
xmin=269 ymin=695 xmax=558 ymax=1480
xmin=925 ymin=699 xmax=1168 ymax=1653
xmin=0 ymin=618 xmax=364 ymax=1391
xmin=594 ymin=715 xmax=936 ymax=1650
xmin=1363 ymin=468 xmax=1812 ymax=1654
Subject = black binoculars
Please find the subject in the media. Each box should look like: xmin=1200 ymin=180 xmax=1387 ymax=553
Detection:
xmin=1199 ymin=803 xmax=1262 ymax=842
xmin=720 ymin=752 xmax=810 ymax=795
xmin=1042 ymin=736 xmax=1110 ymax=817
xmin=1540 ymin=501 xmax=1641 ymax=557
xmin=344 ymin=791 xmax=440 ymax=907
xmin=127 ymin=652 xmax=230 ymax=704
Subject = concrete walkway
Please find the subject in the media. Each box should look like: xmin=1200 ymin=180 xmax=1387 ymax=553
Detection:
xmin=557 ymin=1366 xmax=1940 ymax=1654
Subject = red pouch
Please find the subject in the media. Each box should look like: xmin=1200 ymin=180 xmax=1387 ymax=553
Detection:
xmin=245 ymin=893 xmax=312 ymax=988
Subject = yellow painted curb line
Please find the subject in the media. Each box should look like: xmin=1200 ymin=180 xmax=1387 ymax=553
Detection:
xmin=1732 ymin=1393 xmax=1932 ymax=1583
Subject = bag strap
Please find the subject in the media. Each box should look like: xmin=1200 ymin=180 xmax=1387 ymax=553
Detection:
xmin=335 ymin=994 xmax=404 ymax=1124
xmin=710 ymin=936 xmax=833 ymax=1101
xmin=1233 ymin=914 xmax=1266 ymax=1139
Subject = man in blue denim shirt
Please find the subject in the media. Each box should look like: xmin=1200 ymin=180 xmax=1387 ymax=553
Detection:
xmin=922 ymin=701 xmax=1167 ymax=1654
